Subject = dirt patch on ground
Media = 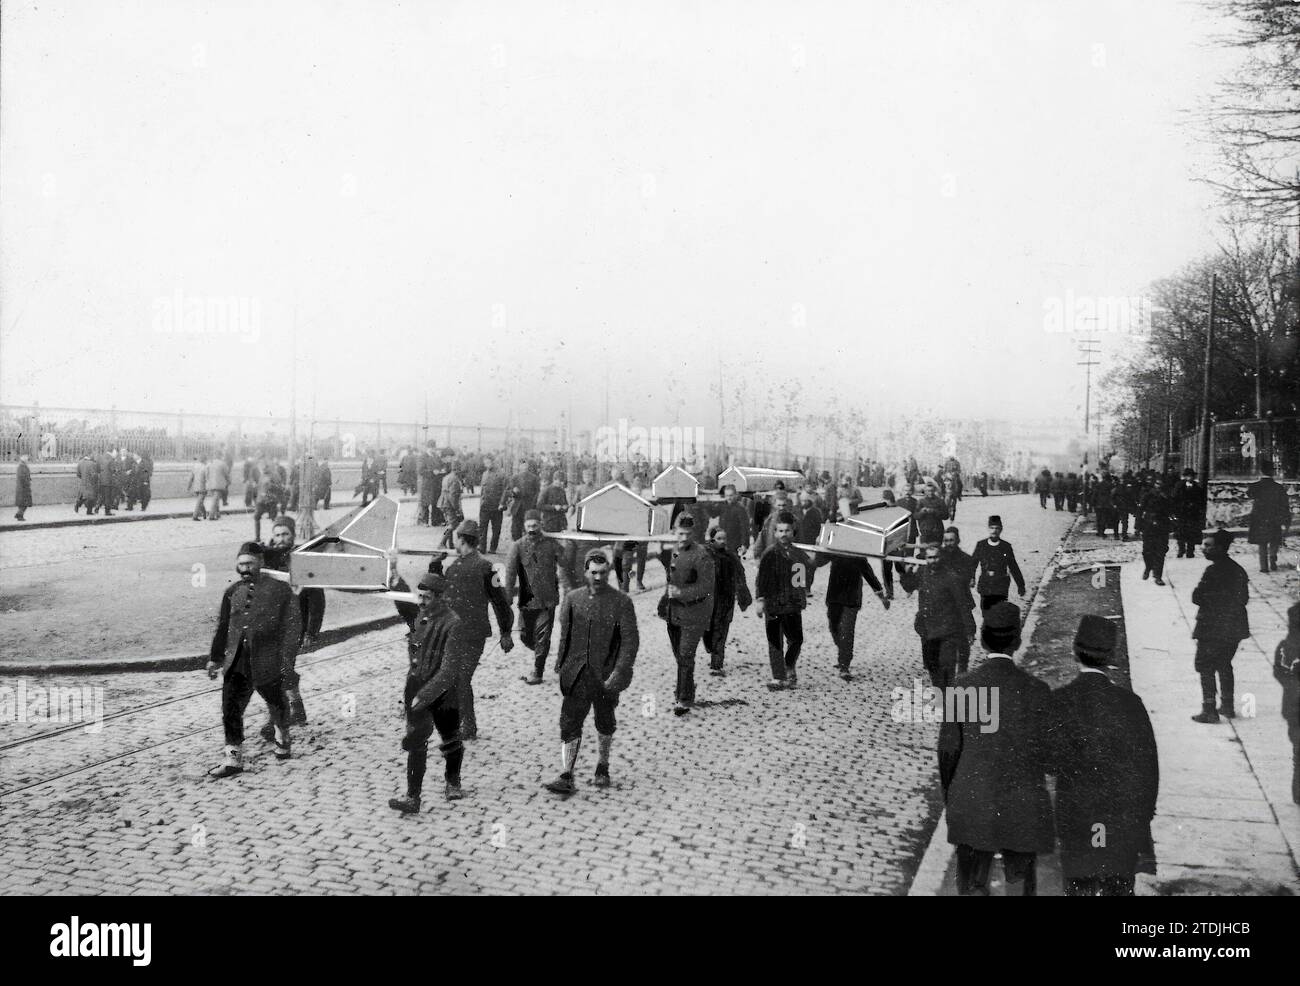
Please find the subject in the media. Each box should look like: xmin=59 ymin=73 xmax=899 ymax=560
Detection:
xmin=1025 ymin=564 xmax=1130 ymax=691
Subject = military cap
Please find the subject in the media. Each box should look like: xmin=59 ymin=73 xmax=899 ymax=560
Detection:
xmin=236 ymin=541 xmax=264 ymax=556
xmin=454 ymin=519 xmax=479 ymax=539
xmin=584 ymin=547 xmax=611 ymax=566
xmin=988 ymin=515 xmax=1002 ymax=526
xmin=523 ymin=508 xmax=542 ymax=522
xmin=272 ymin=515 xmax=296 ymax=534
xmin=417 ymin=571 xmax=446 ymax=593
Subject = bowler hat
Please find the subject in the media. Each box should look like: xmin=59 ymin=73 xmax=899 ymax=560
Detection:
xmin=984 ymin=601 xmax=1020 ymax=631
xmin=1074 ymin=614 xmax=1116 ymax=660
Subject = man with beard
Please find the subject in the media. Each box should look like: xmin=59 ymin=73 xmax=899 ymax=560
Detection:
xmin=970 ymin=515 xmax=1026 ymax=612
xmin=659 ymin=514 xmax=715 ymax=715
xmin=941 ymin=526 xmax=977 ymax=674
xmin=206 ymin=542 xmax=300 ymax=777
xmin=914 ymin=482 xmax=950 ymax=545
xmin=756 ymin=511 xmax=810 ymax=691
xmin=1247 ymin=459 xmax=1292 ymax=573
xmin=704 ymin=524 xmax=752 ymax=677
xmin=543 ymin=549 xmax=639 ymax=795
xmin=902 ymin=541 xmax=975 ymax=692
xmin=388 ymin=572 xmax=469 ymax=812
xmin=258 ymin=515 xmax=317 ymax=730
xmin=1172 ymin=468 xmax=1206 ymax=558
xmin=504 ymin=509 xmax=568 ymax=686
xmin=442 ymin=520 xmax=514 ymax=740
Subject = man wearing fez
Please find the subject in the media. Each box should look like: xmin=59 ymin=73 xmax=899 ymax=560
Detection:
xmin=1190 ymin=529 xmax=1250 ymax=723
xmin=901 ymin=539 xmax=975 ymax=692
xmin=939 ymin=602 xmax=1053 ymax=895
xmin=1247 ymin=459 xmax=1291 ymax=574
xmin=756 ymin=511 xmax=810 ymax=691
xmin=544 ymin=548 xmax=639 ymax=795
xmin=258 ymin=515 xmax=317 ymax=728
xmin=1045 ymin=615 xmax=1159 ymax=895
xmin=659 ymin=514 xmax=715 ymax=715
xmin=389 ymin=572 xmax=469 ymax=812
xmin=442 ymin=519 xmax=514 ymax=740
xmin=970 ymin=515 xmax=1026 ymax=611
xmin=704 ymin=524 xmax=752 ymax=677
xmin=504 ymin=509 xmax=568 ymax=686
xmin=1172 ymin=467 xmax=1206 ymax=558
xmin=206 ymin=542 xmax=301 ymax=777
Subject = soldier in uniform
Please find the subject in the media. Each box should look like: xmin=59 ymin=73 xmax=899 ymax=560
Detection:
xmin=258 ymin=515 xmax=317 ymax=727
xmin=969 ymin=515 xmax=1026 ymax=611
xmin=756 ymin=511 xmax=810 ymax=691
xmin=1045 ymin=615 xmax=1159 ymax=896
xmin=205 ymin=542 xmax=300 ymax=777
xmin=543 ymin=548 xmax=639 ymax=795
xmin=504 ymin=509 xmax=568 ymax=685
xmin=389 ymin=572 xmax=469 ymax=812
xmin=659 ymin=514 xmax=714 ymax=715
xmin=939 ymin=602 xmax=1054 ymax=895
xmin=442 ymin=519 xmax=514 ymax=739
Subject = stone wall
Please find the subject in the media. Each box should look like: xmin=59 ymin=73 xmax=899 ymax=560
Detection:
xmin=1206 ymin=478 xmax=1300 ymax=529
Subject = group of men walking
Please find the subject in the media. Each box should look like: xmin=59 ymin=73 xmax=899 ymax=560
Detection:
xmin=73 ymin=448 xmax=154 ymax=516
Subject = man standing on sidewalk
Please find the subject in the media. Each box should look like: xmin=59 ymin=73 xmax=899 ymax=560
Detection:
xmin=1139 ymin=484 xmax=1173 ymax=585
xmin=389 ymin=572 xmax=468 ymax=812
xmin=1045 ymin=615 xmax=1159 ymax=896
xmin=504 ymin=509 xmax=567 ymax=686
xmin=206 ymin=542 xmax=300 ymax=777
xmin=1172 ymin=468 xmax=1206 ymax=558
xmin=938 ymin=602 xmax=1054 ymax=896
xmin=969 ymin=516 xmax=1026 ymax=611
xmin=1190 ymin=529 xmax=1250 ymax=724
xmin=660 ymin=514 xmax=714 ymax=715
xmin=442 ymin=519 xmax=514 ymax=739
xmin=543 ymin=548 xmax=639 ymax=795
xmin=205 ymin=452 xmax=230 ymax=521
xmin=756 ymin=511 xmax=810 ymax=691
xmin=704 ymin=524 xmax=751 ymax=677
xmin=188 ymin=455 xmax=207 ymax=521
xmin=1246 ymin=460 xmax=1291 ymax=574
xmin=13 ymin=453 xmax=32 ymax=522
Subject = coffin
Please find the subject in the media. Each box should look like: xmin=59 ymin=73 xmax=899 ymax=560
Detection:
xmin=575 ymin=483 xmax=654 ymax=536
xmin=291 ymin=495 xmax=397 ymax=589
xmin=651 ymin=465 xmax=699 ymax=500
xmin=815 ymin=505 xmax=912 ymax=558
xmin=717 ymin=465 xmax=803 ymax=494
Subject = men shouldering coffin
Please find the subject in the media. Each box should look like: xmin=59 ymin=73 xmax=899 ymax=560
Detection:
xmin=390 ymin=572 xmax=469 ymax=813
xmin=206 ymin=542 xmax=301 ymax=778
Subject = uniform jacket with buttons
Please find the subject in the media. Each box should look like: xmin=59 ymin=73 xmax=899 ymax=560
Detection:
xmin=663 ymin=541 xmax=716 ymax=630
xmin=756 ymin=542 xmax=810 ymax=617
xmin=443 ymin=550 xmax=513 ymax=639
xmin=555 ymin=582 xmax=639 ymax=695
xmin=406 ymin=599 xmax=467 ymax=707
xmin=504 ymin=533 xmax=567 ymax=610
xmin=970 ymin=538 xmax=1026 ymax=597
xmin=210 ymin=572 xmax=301 ymax=687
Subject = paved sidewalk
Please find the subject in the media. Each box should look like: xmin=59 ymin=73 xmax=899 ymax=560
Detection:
xmin=1124 ymin=557 xmax=1299 ymax=895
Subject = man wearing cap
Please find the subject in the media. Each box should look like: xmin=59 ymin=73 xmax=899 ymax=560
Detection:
xmin=969 ymin=515 xmax=1026 ymax=611
xmin=443 ymin=518 xmax=514 ymax=740
xmin=205 ymin=542 xmax=301 ymax=777
xmin=258 ymin=515 xmax=316 ymax=728
xmin=1044 ymin=615 xmax=1159 ymax=895
xmin=1190 ymin=529 xmax=1250 ymax=723
xmin=704 ymin=524 xmax=752 ymax=677
xmin=658 ymin=514 xmax=715 ymax=714
xmin=544 ymin=548 xmax=639 ymax=794
xmin=938 ymin=601 xmax=1053 ymax=895
xmin=1246 ymin=459 xmax=1291 ymax=574
xmin=389 ymin=572 xmax=469 ymax=811
xmin=1172 ymin=468 xmax=1206 ymax=558
xmin=901 ymin=541 xmax=976 ymax=692
xmin=756 ymin=511 xmax=811 ymax=690
xmin=504 ymin=509 xmax=568 ymax=686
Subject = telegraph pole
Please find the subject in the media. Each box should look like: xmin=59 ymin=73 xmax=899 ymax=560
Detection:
xmin=1077 ymin=331 xmax=1100 ymax=464
xmin=1198 ymin=274 xmax=1218 ymax=479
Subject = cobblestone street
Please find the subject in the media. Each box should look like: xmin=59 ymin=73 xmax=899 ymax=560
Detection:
xmin=0 ymin=494 xmax=1075 ymax=894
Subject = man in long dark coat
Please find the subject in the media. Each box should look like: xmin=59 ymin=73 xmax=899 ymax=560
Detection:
xmin=1246 ymin=459 xmax=1291 ymax=573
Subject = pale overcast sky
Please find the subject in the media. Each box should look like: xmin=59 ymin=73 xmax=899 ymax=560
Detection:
xmin=0 ymin=0 xmax=1240 ymax=445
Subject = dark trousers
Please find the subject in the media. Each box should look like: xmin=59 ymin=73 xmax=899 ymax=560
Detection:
xmin=1065 ymin=874 xmax=1135 ymax=896
xmin=98 ymin=483 xmax=115 ymax=513
xmin=880 ymin=559 xmax=894 ymax=596
xmin=1195 ymin=638 xmax=1238 ymax=709
xmin=191 ymin=492 xmax=207 ymax=520
xmin=519 ymin=606 xmax=555 ymax=678
xmin=921 ymin=635 xmax=960 ymax=690
xmin=827 ymin=603 xmax=859 ymax=669
xmin=955 ymin=845 xmax=1037 ymax=895
xmin=402 ymin=677 xmax=463 ymax=796
xmin=298 ymin=588 xmax=326 ymax=650
xmin=667 ymin=623 xmax=704 ymax=703
xmin=244 ymin=482 xmax=256 ymax=507
xmin=1095 ymin=507 xmax=1115 ymax=534
xmin=616 ymin=542 xmax=647 ymax=590
xmin=1142 ymin=538 xmax=1168 ymax=579
xmin=1053 ymin=493 xmax=1064 ymax=510
xmin=1258 ymin=537 xmax=1281 ymax=572
xmin=479 ymin=507 xmax=504 ymax=552
xmin=979 ymin=593 xmax=1007 ymax=612
xmin=252 ymin=499 xmax=277 ymax=540
xmin=560 ymin=667 xmax=618 ymax=742
xmin=705 ymin=607 xmax=735 ymax=670
xmin=455 ymin=638 xmax=487 ymax=737
xmin=764 ymin=612 xmax=804 ymax=679
xmin=222 ymin=650 xmax=287 ymax=745
xmin=1117 ymin=511 xmax=1130 ymax=537
xmin=510 ymin=508 xmax=528 ymax=543
xmin=1039 ymin=492 xmax=1048 ymax=509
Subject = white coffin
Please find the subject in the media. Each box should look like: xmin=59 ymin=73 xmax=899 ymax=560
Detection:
xmin=290 ymin=494 xmax=398 ymax=589
xmin=717 ymin=465 xmax=803 ymax=494
xmin=816 ymin=505 xmax=912 ymax=558
xmin=651 ymin=465 xmax=699 ymax=500
xmin=576 ymin=483 xmax=653 ymax=536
